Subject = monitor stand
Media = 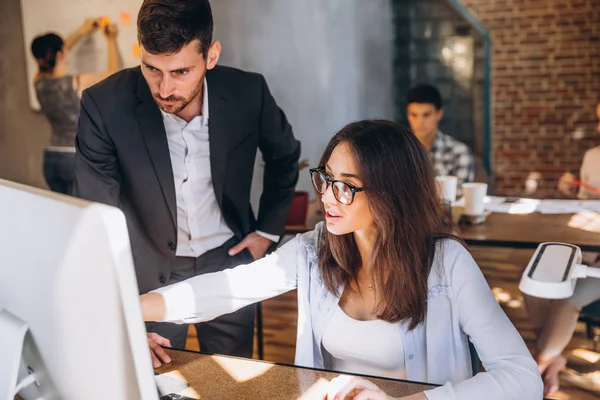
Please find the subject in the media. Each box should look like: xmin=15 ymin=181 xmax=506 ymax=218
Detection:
xmin=0 ymin=309 xmax=31 ymax=399
xmin=1 ymin=308 xmax=189 ymax=400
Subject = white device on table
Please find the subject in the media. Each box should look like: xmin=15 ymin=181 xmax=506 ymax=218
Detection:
xmin=0 ymin=179 xmax=159 ymax=400
xmin=519 ymin=242 xmax=600 ymax=299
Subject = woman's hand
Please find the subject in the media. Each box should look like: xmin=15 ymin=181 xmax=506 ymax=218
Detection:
xmin=536 ymin=351 xmax=566 ymax=397
xmin=65 ymin=17 xmax=101 ymax=50
xmin=558 ymin=172 xmax=577 ymax=196
xmin=147 ymin=332 xmax=172 ymax=368
xmin=80 ymin=17 xmax=100 ymax=35
xmin=103 ymin=23 xmax=119 ymax=40
xmin=322 ymin=375 xmax=391 ymax=400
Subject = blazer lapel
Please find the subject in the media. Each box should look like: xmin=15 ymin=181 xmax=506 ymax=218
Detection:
xmin=134 ymin=73 xmax=177 ymax=228
xmin=206 ymin=71 xmax=230 ymax=208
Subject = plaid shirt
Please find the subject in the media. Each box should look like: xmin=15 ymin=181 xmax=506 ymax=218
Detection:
xmin=430 ymin=131 xmax=474 ymax=190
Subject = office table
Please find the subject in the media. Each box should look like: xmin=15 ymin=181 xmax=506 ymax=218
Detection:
xmin=156 ymin=349 xmax=435 ymax=399
xmin=455 ymin=211 xmax=600 ymax=252
xmin=287 ymin=211 xmax=600 ymax=252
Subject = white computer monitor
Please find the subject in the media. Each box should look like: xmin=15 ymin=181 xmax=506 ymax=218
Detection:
xmin=0 ymin=179 xmax=159 ymax=400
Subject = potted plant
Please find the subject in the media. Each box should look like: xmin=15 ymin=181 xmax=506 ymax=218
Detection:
xmin=286 ymin=159 xmax=310 ymax=226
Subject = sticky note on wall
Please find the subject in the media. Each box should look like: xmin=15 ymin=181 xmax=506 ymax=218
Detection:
xmin=98 ymin=16 xmax=111 ymax=28
xmin=132 ymin=43 xmax=140 ymax=58
xmin=120 ymin=11 xmax=131 ymax=26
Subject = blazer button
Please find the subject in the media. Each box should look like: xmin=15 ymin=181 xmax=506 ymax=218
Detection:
xmin=158 ymin=275 xmax=167 ymax=284
xmin=168 ymin=242 xmax=176 ymax=251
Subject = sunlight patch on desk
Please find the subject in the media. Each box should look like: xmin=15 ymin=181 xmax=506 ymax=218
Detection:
xmin=567 ymin=212 xmax=600 ymax=233
xmin=506 ymin=298 xmax=523 ymax=309
xmin=212 ymin=355 xmax=274 ymax=382
xmin=551 ymin=390 xmax=572 ymax=400
xmin=491 ymin=287 xmax=524 ymax=309
xmin=562 ymin=368 xmax=600 ymax=394
xmin=298 ymin=377 xmax=330 ymax=400
xmin=492 ymin=287 xmax=511 ymax=304
xmin=571 ymin=348 xmax=600 ymax=364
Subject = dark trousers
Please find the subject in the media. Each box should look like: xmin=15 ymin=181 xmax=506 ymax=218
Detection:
xmin=43 ymin=150 xmax=75 ymax=195
xmin=146 ymin=236 xmax=255 ymax=358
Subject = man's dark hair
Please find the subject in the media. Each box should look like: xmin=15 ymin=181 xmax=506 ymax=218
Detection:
xmin=406 ymin=84 xmax=443 ymax=110
xmin=137 ymin=0 xmax=214 ymax=56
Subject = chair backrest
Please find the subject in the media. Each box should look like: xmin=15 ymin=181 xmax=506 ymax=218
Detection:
xmin=469 ymin=340 xmax=480 ymax=375
xmin=581 ymin=300 xmax=600 ymax=318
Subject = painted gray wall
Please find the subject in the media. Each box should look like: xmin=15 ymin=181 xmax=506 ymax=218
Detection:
xmin=212 ymin=0 xmax=394 ymax=206
xmin=0 ymin=0 xmax=50 ymax=188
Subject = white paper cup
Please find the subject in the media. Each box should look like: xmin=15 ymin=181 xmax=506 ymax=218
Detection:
xmin=462 ymin=182 xmax=488 ymax=215
xmin=435 ymin=175 xmax=458 ymax=203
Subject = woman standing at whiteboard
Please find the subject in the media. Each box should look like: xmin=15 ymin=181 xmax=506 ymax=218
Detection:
xmin=30 ymin=18 xmax=119 ymax=195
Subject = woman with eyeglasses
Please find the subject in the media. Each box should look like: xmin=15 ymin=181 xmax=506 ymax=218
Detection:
xmin=140 ymin=120 xmax=542 ymax=400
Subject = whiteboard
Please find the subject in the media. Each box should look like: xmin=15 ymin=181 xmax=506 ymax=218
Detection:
xmin=20 ymin=0 xmax=143 ymax=110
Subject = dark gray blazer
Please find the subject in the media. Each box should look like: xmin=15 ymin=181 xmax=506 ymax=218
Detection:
xmin=74 ymin=65 xmax=300 ymax=293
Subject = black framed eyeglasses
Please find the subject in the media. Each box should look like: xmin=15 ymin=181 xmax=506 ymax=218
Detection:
xmin=309 ymin=167 xmax=365 ymax=205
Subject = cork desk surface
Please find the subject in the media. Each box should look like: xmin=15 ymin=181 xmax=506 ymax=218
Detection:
xmin=155 ymin=348 xmax=435 ymax=399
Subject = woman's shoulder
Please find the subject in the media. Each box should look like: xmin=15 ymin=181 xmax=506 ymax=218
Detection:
xmin=278 ymin=223 xmax=324 ymax=269
xmin=583 ymin=146 xmax=600 ymax=162
xmin=430 ymin=237 xmax=475 ymax=283
xmin=295 ymin=222 xmax=323 ymax=252
xmin=434 ymin=236 xmax=469 ymax=259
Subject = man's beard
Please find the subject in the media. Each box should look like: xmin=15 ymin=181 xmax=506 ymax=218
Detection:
xmin=153 ymin=72 xmax=205 ymax=115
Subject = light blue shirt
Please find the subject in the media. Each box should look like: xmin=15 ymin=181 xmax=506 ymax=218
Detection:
xmin=153 ymin=223 xmax=542 ymax=399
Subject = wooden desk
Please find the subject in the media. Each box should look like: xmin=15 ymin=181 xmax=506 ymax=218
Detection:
xmin=156 ymin=349 xmax=435 ymax=399
xmin=455 ymin=212 xmax=600 ymax=252
xmin=287 ymin=211 xmax=600 ymax=252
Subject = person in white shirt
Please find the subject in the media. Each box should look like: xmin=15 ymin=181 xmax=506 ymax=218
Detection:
xmin=142 ymin=120 xmax=542 ymax=400
xmin=558 ymin=103 xmax=600 ymax=199
xmin=526 ymin=102 xmax=600 ymax=396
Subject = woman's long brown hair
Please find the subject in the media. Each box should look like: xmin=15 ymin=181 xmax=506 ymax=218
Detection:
xmin=317 ymin=120 xmax=456 ymax=330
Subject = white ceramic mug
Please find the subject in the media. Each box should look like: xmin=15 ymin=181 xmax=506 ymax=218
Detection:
xmin=435 ymin=175 xmax=458 ymax=203
xmin=462 ymin=182 xmax=488 ymax=215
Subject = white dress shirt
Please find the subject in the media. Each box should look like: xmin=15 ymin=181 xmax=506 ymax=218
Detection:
xmin=153 ymin=222 xmax=542 ymax=400
xmin=578 ymin=145 xmax=600 ymax=199
xmin=162 ymin=79 xmax=278 ymax=258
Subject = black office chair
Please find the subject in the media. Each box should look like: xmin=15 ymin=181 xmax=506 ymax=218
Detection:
xmin=256 ymin=302 xmax=264 ymax=360
xmin=579 ymin=300 xmax=600 ymax=351
xmin=469 ymin=340 xmax=481 ymax=375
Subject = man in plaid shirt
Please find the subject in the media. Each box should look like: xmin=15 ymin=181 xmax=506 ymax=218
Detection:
xmin=406 ymin=84 xmax=474 ymax=192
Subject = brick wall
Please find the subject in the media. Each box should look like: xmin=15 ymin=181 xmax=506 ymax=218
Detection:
xmin=461 ymin=0 xmax=600 ymax=197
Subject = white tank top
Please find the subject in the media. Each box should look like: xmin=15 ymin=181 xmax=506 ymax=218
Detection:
xmin=321 ymin=304 xmax=406 ymax=380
